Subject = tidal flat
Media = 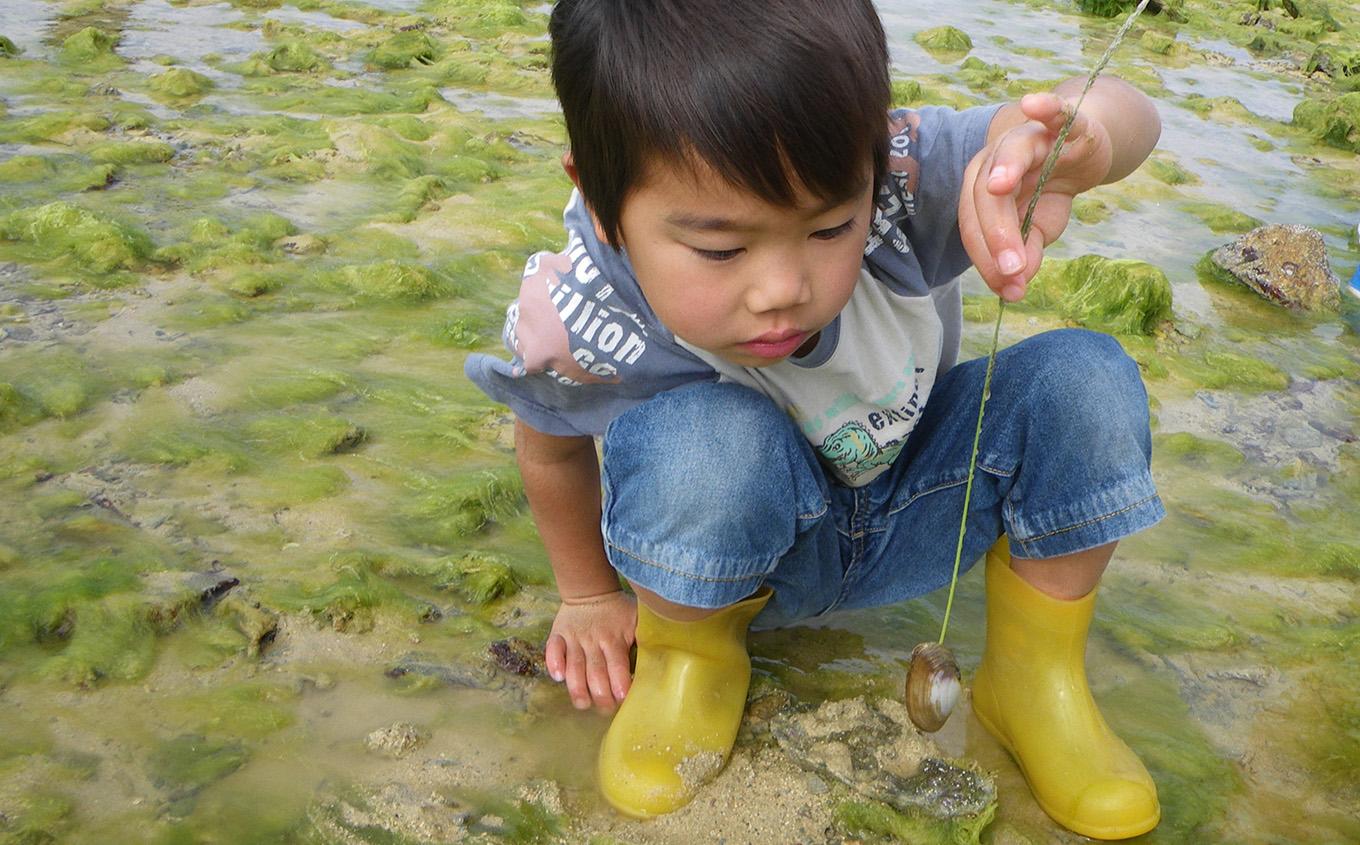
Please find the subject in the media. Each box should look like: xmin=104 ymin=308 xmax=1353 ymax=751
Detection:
xmin=1 ymin=0 xmax=1357 ymax=842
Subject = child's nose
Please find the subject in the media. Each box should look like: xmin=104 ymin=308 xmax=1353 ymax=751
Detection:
xmin=746 ymin=261 xmax=812 ymax=314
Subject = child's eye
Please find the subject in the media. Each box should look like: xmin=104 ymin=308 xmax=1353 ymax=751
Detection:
xmin=694 ymin=247 xmax=744 ymax=262
xmin=812 ymin=219 xmax=855 ymax=240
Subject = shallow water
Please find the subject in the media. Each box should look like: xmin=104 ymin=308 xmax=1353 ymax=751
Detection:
xmin=0 ymin=0 xmax=1357 ymax=842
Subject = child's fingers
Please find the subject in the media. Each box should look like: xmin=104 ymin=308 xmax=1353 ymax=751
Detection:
xmin=972 ymin=125 xmax=1047 ymax=292
xmin=544 ymin=634 xmax=567 ymax=683
xmin=603 ymin=640 xmax=633 ymax=702
xmin=584 ymin=648 xmax=618 ymax=713
xmin=562 ymin=641 xmax=592 ymax=710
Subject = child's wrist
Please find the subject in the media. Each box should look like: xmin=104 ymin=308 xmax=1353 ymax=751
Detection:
xmin=560 ymin=588 xmax=625 ymax=607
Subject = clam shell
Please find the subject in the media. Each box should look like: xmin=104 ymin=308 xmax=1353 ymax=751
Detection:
xmin=905 ymin=642 xmax=961 ymax=733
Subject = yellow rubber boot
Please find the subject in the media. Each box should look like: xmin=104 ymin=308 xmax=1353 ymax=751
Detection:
xmin=598 ymin=588 xmax=771 ymax=818
xmin=972 ymin=539 xmax=1159 ymax=840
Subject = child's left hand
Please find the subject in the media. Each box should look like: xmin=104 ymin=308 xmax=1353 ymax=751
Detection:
xmin=959 ymin=92 xmax=1114 ymax=302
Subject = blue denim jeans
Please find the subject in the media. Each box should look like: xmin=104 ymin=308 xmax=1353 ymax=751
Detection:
xmin=600 ymin=329 xmax=1164 ymax=629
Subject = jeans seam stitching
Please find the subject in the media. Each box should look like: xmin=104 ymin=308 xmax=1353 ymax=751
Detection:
xmin=1016 ymin=492 xmax=1160 ymax=545
xmin=883 ymin=465 xmax=1012 ymax=519
xmin=605 ymin=539 xmax=769 ymax=584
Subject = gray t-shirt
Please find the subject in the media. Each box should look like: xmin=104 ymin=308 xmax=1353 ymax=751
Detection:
xmin=465 ymin=104 xmax=1001 ymax=486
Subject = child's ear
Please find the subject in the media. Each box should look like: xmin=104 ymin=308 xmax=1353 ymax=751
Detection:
xmin=561 ymin=151 xmax=615 ymax=247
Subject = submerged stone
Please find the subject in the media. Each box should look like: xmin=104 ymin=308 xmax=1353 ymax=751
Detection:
xmin=253 ymin=41 xmax=329 ymax=73
xmin=915 ymin=26 xmax=972 ymax=56
xmin=1205 ymin=224 xmax=1342 ymax=310
xmin=772 ymin=696 xmax=996 ymax=824
xmin=1025 ymin=254 xmax=1173 ymax=336
xmin=365 ymin=722 xmax=429 ymax=758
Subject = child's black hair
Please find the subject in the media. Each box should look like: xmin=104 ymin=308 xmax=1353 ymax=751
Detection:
xmin=549 ymin=0 xmax=891 ymax=247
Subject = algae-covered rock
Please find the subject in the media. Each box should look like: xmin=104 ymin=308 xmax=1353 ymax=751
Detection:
xmin=436 ymin=551 xmax=519 ymax=604
xmin=0 ymin=34 xmax=20 ymax=58
xmin=370 ymin=31 xmax=438 ymax=69
xmin=1305 ymin=46 xmax=1360 ymax=89
xmin=1 ymin=201 xmax=154 ymax=276
xmin=149 ymin=67 xmax=215 ymax=100
xmin=957 ymin=56 xmax=1007 ymax=91
xmin=915 ymin=26 xmax=972 ymax=56
xmin=1026 ymin=255 xmax=1173 ymax=336
xmin=772 ymin=697 xmax=996 ymax=826
xmin=249 ymin=41 xmax=328 ymax=73
xmin=1205 ymin=224 xmax=1342 ymax=311
xmin=0 ymin=155 xmax=53 ymax=182
xmin=60 ymin=27 xmax=120 ymax=65
xmin=1293 ymin=92 xmax=1360 ymax=152
xmin=1140 ymin=31 xmax=1186 ymax=56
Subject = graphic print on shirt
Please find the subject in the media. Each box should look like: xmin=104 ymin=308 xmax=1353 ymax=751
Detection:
xmin=507 ymin=232 xmax=650 ymax=387
xmin=864 ymin=110 xmax=921 ymax=260
xmin=810 ymin=364 xmax=927 ymax=484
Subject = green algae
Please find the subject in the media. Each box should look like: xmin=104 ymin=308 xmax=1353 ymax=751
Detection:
xmin=956 ymin=56 xmax=1009 ymax=91
xmin=371 ymin=31 xmax=438 ymax=69
xmin=1178 ymin=348 xmax=1290 ymax=391
xmin=1021 ymin=254 xmax=1173 ymax=336
xmin=1180 ymin=201 xmax=1263 ymax=234
xmin=332 ymin=260 xmax=449 ymax=301
xmin=0 ymin=35 xmax=20 ymax=58
xmin=0 ymin=111 xmax=111 ymax=144
xmin=0 ymin=791 xmax=76 ymax=844
xmin=1153 ymin=432 xmax=1246 ymax=474
xmin=1293 ymin=92 xmax=1360 ymax=152
xmin=1072 ymin=196 xmax=1113 ymax=224
xmin=1145 ymin=155 xmax=1200 ymax=185
xmin=154 ymin=213 xmax=295 ymax=275
xmin=59 ymin=26 xmax=121 ymax=66
xmin=915 ymin=25 xmax=972 ymax=56
xmin=1139 ymin=30 xmax=1187 ymax=56
xmin=149 ymin=67 xmax=215 ymax=101
xmin=402 ymin=467 xmax=523 ymax=543
xmin=242 ymin=41 xmax=330 ymax=75
xmin=149 ymin=734 xmax=251 ymax=817
xmin=437 ymin=551 xmax=520 ymax=605
xmin=87 ymin=139 xmax=176 ymax=166
xmin=836 ymin=798 xmax=995 ymax=845
xmin=0 ymin=201 xmax=154 ymax=281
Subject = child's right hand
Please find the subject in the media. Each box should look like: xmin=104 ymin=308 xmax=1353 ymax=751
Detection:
xmin=545 ymin=590 xmax=637 ymax=713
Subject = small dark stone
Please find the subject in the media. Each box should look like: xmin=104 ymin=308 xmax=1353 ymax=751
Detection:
xmin=488 ymin=637 xmax=546 ymax=677
xmin=33 ymin=471 xmax=53 ymax=483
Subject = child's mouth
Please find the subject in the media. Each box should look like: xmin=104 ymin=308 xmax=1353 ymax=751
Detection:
xmin=738 ymin=329 xmax=810 ymax=359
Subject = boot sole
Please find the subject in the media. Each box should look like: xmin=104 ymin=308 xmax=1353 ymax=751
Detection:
xmin=972 ymin=698 xmax=1160 ymax=841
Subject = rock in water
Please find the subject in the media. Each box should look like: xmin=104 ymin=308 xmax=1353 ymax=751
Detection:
xmin=1208 ymin=224 xmax=1342 ymax=311
xmin=771 ymin=696 xmax=996 ymax=821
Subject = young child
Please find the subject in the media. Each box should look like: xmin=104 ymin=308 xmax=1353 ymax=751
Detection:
xmin=465 ymin=0 xmax=1164 ymax=838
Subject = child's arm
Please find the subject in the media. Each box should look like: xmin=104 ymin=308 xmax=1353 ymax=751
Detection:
xmin=515 ymin=418 xmax=636 ymax=713
xmin=959 ymin=76 xmax=1161 ymax=301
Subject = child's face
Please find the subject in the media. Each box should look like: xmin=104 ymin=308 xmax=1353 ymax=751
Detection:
xmin=612 ymin=158 xmax=873 ymax=368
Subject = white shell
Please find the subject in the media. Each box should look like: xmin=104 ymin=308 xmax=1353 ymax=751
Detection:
xmin=905 ymin=642 xmax=961 ymax=733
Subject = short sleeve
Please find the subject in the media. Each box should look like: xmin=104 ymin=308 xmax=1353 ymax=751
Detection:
xmin=465 ymin=193 xmax=717 ymax=437
xmin=865 ymin=103 xmax=1002 ymax=290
